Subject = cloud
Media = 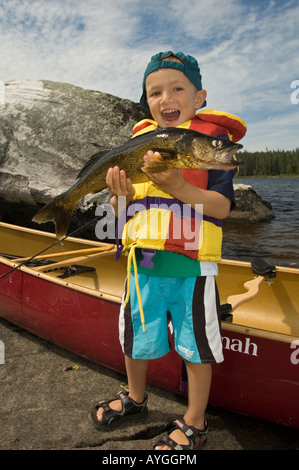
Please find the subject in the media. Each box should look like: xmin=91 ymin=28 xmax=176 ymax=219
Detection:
xmin=242 ymin=108 xmax=299 ymax=152
xmin=0 ymin=0 xmax=298 ymax=151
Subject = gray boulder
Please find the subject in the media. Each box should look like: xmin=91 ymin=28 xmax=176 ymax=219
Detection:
xmin=0 ymin=79 xmax=147 ymax=237
xmin=230 ymin=183 xmax=274 ymax=222
xmin=0 ymin=79 xmax=147 ymax=203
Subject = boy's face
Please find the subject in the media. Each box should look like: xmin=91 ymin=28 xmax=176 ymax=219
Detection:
xmin=145 ymin=67 xmax=207 ymax=128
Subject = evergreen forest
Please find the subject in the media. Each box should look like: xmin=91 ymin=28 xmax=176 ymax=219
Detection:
xmin=237 ymin=148 xmax=299 ymax=177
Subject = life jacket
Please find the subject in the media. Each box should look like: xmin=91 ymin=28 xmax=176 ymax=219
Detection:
xmin=120 ymin=110 xmax=246 ymax=331
xmin=132 ymin=109 xmax=246 ymax=142
xmin=118 ymin=110 xmax=246 ymax=263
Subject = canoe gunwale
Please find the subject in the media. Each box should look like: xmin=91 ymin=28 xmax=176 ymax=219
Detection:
xmin=221 ymin=321 xmax=298 ymax=345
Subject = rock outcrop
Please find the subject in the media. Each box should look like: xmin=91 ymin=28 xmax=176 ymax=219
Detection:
xmin=0 ymin=80 xmax=273 ymax=240
xmin=230 ymin=183 xmax=274 ymax=222
xmin=0 ymin=79 xmax=147 ymax=202
xmin=0 ymin=80 xmax=148 ymax=237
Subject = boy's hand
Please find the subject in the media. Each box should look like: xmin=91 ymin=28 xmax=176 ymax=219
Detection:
xmin=143 ymin=150 xmax=185 ymax=196
xmin=106 ymin=166 xmax=135 ymax=199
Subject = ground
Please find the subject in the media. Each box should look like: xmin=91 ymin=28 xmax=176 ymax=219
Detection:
xmin=0 ymin=318 xmax=298 ymax=452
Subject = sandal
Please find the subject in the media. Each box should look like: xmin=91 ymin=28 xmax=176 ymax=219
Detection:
xmin=88 ymin=390 xmax=148 ymax=430
xmin=154 ymin=418 xmax=209 ymax=450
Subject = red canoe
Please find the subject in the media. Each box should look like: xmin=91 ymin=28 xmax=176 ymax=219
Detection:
xmin=0 ymin=222 xmax=298 ymax=429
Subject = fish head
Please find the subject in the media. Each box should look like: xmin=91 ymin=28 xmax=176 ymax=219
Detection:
xmin=190 ymin=133 xmax=244 ymax=170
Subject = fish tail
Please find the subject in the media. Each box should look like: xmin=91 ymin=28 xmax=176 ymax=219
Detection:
xmin=32 ymin=196 xmax=74 ymax=239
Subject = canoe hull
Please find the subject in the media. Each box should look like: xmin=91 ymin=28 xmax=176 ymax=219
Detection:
xmin=210 ymin=332 xmax=299 ymax=429
xmin=0 ymin=222 xmax=298 ymax=429
xmin=1 ymin=260 xmax=298 ymax=429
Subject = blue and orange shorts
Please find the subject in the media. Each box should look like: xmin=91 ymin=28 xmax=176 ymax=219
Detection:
xmin=119 ymin=273 xmax=224 ymax=364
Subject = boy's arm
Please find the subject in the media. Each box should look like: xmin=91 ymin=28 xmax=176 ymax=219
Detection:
xmin=143 ymin=152 xmax=231 ymax=220
xmin=171 ymin=176 xmax=231 ymax=219
xmin=106 ymin=154 xmax=232 ymax=220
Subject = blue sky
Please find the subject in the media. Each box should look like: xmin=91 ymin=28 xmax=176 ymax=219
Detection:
xmin=0 ymin=0 xmax=298 ymax=151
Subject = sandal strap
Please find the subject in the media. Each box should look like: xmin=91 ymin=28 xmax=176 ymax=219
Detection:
xmin=157 ymin=433 xmax=183 ymax=450
xmin=155 ymin=418 xmax=209 ymax=450
xmin=97 ymin=391 xmax=148 ymax=426
xmin=173 ymin=418 xmax=209 ymax=450
xmin=115 ymin=391 xmax=148 ymax=415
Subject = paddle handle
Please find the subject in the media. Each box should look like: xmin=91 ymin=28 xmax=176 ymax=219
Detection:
xmin=32 ymin=246 xmax=116 ymax=272
xmin=227 ymin=276 xmax=264 ymax=311
xmin=13 ymin=245 xmax=113 ymax=263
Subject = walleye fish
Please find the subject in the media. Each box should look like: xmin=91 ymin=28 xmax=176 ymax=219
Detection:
xmin=33 ymin=127 xmax=243 ymax=239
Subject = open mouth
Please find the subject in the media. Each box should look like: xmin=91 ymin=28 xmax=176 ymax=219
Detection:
xmin=161 ymin=109 xmax=180 ymax=124
xmin=220 ymin=147 xmax=244 ymax=166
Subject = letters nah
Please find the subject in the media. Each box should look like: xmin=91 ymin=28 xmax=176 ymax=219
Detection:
xmin=222 ymin=336 xmax=299 ymax=365
xmin=222 ymin=336 xmax=258 ymax=356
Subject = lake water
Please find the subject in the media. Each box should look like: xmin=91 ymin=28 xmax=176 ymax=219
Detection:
xmin=222 ymin=177 xmax=299 ymax=268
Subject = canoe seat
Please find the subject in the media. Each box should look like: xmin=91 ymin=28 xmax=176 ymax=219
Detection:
xmin=251 ymin=258 xmax=276 ymax=278
xmin=220 ymin=303 xmax=233 ymax=322
xmin=0 ymin=253 xmax=56 ymax=268
xmin=0 ymin=253 xmax=22 ymax=259
xmin=57 ymin=265 xmax=96 ymax=279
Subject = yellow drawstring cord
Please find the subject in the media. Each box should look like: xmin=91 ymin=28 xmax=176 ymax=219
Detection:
xmin=123 ymin=244 xmax=146 ymax=332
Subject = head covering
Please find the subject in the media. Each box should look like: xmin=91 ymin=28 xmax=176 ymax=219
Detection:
xmin=140 ymin=51 xmax=206 ymax=110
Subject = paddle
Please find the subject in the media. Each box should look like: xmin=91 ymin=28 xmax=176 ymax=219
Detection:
xmin=13 ymin=245 xmax=115 ymax=263
xmin=32 ymin=245 xmax=116 ymax=272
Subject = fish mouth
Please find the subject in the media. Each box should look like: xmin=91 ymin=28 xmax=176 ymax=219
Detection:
xmin=217 ymin=145 xmax=243 ymax=166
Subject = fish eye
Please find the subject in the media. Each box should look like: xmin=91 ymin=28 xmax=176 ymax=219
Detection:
xmin=212 ymin=139 xmax=223 ymax=148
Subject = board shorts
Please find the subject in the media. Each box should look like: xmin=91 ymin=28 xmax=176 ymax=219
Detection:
xmin=119 ymin=273 xmax=224 ymax=364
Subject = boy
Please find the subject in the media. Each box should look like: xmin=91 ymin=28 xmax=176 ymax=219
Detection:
xmin=89 ymin=51 xmax=246 ymax=450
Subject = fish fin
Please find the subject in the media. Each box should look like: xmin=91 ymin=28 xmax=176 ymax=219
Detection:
xmin=32 ymin=196 xmax=74 ymax=240
xmin=77 ymin=150 xmax=112 ymax=179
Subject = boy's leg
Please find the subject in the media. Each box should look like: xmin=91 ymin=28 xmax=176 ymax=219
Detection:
xmin=125 ymin=356 xmax=148 ymax=403
xmin=96 ymin=356 xmax=148 ymax=421
xmin=184 ymin=361 xmax=212 ymax=429
xmin=155 ymin=361 xmax=211 ymax=450
xmin=94 ymin=272 xmax=170 ymax=423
